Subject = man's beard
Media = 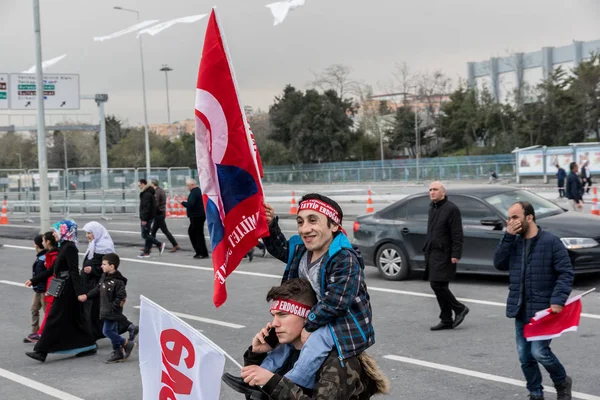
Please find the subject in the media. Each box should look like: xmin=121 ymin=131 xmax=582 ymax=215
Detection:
xmin=520 ymin=220 xmax=529 ymax=237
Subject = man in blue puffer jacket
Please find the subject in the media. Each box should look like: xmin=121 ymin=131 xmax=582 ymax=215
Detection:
xmin=494 ymin=201 xmax=574 ymax=400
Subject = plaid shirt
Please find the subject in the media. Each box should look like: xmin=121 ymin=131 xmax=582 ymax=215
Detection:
xmin=264 ymin=218 xmax=375 ymax=360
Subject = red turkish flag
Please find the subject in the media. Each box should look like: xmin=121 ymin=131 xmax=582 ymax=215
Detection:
xmin=194 ymin=8 xmax=269 ymax=307
xmin=523 ymin=295 xmax=583 ymax=341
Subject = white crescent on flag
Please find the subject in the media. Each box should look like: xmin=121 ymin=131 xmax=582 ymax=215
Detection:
xmin=265 ymin=0 xmax=306 ymax=26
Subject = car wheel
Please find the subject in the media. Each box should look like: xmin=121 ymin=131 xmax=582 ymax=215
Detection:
xmin=376 ymin=243 xmax=410 ymax=281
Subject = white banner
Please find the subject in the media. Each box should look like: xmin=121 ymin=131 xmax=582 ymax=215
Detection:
xmin=265 ymin=0 xmax=305 ymax=26
xmin=137 ymin=14 xmax=207 ymax=37
xmin=93 ymin=20 xmax=159 ymax=42
xmin=22 ymin=54 xmax=68 ymax=74
xmin=139 ymin=296 xmax=225 ymax=400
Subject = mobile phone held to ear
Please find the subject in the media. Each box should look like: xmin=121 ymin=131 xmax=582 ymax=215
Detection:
xmin=264 ymin=327 xmax=279 ymax=348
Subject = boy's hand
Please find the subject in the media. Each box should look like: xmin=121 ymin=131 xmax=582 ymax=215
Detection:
xmin=83 ymin=266 xmax=92 ymax=274
xmin=78 ymin=294 xmax=87 ymax=302
xmin=241 ymin=365 xmax=274 ymax=387
xmin=264 ymin=202 xmax=275 ymax=225
xmin=301 ymin=328 xmax=311 ymax=345
xmin=24 ymin=280 xmax=32 ymax=287
xmin=251 ymin=323 xmax=274 ymax=353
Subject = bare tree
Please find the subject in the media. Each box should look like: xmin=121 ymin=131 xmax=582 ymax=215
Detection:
xmin=310 ymin=64 xmax=362 ymax=99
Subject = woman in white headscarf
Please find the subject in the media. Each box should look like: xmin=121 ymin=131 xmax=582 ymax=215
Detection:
xmin=80 ymin=222 xmax=137 ymax=342
xmin=81 ymin=222 xmax=115 ymax=340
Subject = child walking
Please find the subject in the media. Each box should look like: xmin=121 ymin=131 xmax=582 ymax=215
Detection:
xmin=24 ymin=235 xmax=47 ymax=343
xmin=78 ymin=253 xmax=137 ymax=363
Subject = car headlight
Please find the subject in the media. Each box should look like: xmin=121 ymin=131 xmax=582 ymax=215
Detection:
xmin=560 ymin=238 xmax=599 ymax=249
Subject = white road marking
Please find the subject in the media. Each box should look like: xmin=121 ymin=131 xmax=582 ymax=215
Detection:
xmin=384 ymin=355 xmax=600 ymax=400
xmin=0 ymin=280 xmax=25 ymax=288
xmin=2 ymin=244 xmax=599 ymax=320
xmin=133 ymin=306 xmax=244 ymax=329
xmin=0 ymin=367 xmax=84 ymax=400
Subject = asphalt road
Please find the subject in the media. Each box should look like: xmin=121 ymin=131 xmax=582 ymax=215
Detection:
xmin=1 ymin=240 xmax=599 ymax=400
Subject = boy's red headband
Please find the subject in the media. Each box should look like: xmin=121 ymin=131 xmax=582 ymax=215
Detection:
xmin=270 ymin=299 xmax=311 ymax=318
xmin=298 ymin=199 xmax=342 ymax=226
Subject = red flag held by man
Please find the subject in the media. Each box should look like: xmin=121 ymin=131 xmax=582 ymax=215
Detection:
xmin=194 ymin=8 xmax=269 ymax=307
xmin=523 ymin=295 xmax=583 ymax=341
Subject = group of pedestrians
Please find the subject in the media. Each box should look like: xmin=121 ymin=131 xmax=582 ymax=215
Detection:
xmin=557 ymin=161 xmax=593 ymax=209
xmin=24 ymin=219 xmax=138 ymax=364
xmin=222 ymin=184 xmax=574 ymax=400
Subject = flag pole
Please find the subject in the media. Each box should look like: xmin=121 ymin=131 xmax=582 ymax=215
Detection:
xmin=580 ymin=288 xmax=596 ymax=297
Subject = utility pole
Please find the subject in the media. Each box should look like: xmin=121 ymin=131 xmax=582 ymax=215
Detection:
xmin=160 ymin=65 xmax=173 ymax=138
xmin=33 ymin=0 xmax=50 ymax=231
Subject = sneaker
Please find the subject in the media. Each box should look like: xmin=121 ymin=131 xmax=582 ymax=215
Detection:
xmin=122 ymin=340 xmax=136 ymax=361
xmin=169 ymin=244 xmax=181 ymax=253
xmin=555 ymin=376 xmax=572 ymax=400
xmin=137 ymin=253 xmax=150 ymax=258
xmin=127 ymin=323 xmax=139 ymax=342
xmin=24 ymin=333 xmax=40 ymax=343
xmin=247 ymin=249 xmax=254 ymax=262
xmin=159 ymin=242 xmax=166 ymax=255
xmin=106 ymin=349 xmax=124 ymax=363
xmin=139 ymin=247 xmax=152 ymax=253
xmin=261 ymin=247 xmax=266 ymax=257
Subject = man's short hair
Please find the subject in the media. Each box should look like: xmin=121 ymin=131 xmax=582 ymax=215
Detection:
xmin=150 ymin=178 xmax=159 ymax=186
xmin=512 ymin=201 xmax=536 ymax=222
xmin=139 ymin=178 xmax=147 ymax=185
xmin=186 ymin=178 xmax=197 ymax=186
xmin=299 ymin=193 xmax=343 ymax=228
xmin=569 ymin=162 xmax=577 ymax=172
xmin=266 ymin=278 xmax=317 ymax=308
xmin=102 ymin=253 xmax=120 ymax=269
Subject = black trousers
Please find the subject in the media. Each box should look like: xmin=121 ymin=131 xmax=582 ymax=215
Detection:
xmin=151 ymin=213 xmax=178 ymax=247
xmin=141 ymin=220 xmax=162 ymax=254
xmin=584 ymin=177 xmax=592 ymax=193
xmin=557 ymin=180 xmax=565 ymax=198
xmin=189 ymin=216 xmax=208 ymax=257
xmin=430 ymin=281 xmax=465 ymax=325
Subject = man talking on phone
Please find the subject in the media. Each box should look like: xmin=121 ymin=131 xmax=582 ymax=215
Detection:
xmin=222 ymin=279 xmax=389 ymax=399
xmin=494 ymin=201 xmax=574 ymax=400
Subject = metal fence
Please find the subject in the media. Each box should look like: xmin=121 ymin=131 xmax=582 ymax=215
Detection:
xmin=0 ymin=155 xmax=518 ymax=216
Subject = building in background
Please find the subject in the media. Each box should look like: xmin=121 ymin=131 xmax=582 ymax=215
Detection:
xmin=467 ymin=39 xmax=600 ymax=103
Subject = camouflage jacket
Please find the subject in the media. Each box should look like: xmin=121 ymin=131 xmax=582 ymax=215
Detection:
xmin=243 ymin=346 xmax=377 ymax=400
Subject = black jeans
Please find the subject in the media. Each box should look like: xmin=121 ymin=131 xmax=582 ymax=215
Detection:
xmin=141 ymin=220 xmax=162 ymax=254
xmin=430 ymin=281 xmax=466 ymax=325
xmin=151 ymin=213 xmax=178 ymax=247
xmin=557 ymin=180 xmax=565 ymax=198
xmin=189 ymin=216 xmax=208 ymax=257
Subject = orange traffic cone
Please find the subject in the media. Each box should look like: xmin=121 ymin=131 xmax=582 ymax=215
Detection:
xmin=592 ymin=197 xmax=600 ymax=216
xmin=0 ymin=199 xmax=8 ymax=225
xmin=289 ymin=191 xmax=298 ymax=215
xmin=179 ymin=196 xmax=188 ymax=217
xmin=593 ymin=187 xmax=598 ymax=204
xmin=166 ymin=196 xmax=173 ymax=218
xmin=366 ymin=189 xmax=374 ymax=213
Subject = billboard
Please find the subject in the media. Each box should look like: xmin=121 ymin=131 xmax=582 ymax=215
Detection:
xmin=0 ymin=73 xmax=7 ymax=109
xmin=575 ymin=146 xmax=600 ymax=174
xmin=518 ymin=150 xmax=544 ymax=175
xmin=546 ymin=147 xmax=573 ymax=176
xmin=9 ymin=73 xmax=80 ymax=110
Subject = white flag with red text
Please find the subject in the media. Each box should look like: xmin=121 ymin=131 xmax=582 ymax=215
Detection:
xmin=523 ymin=295 xmax=583 ymax=342
xmin=139 ymin=296 xmax=225 ymax=400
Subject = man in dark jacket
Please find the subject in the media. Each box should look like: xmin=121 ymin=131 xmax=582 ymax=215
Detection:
xmin=181 ymin=178 xmax=208 ymax=259
xmin=222 ymin=278 xmax=389 ymax=400
xmin=493 ymin=201 xmax=574 ymax=400
xmin=555 ymin=164 xmax=567 ymax=198
xmin=565 ymin=162 xmax=583 ymax=212
xmin=138 ymin=179 xmax=165 ymax=258
xmin=150 ymin=179 xmax=180 ymax=252
xmin=79 ymin=253 xmax=137 ymax=364
xmin=424 ymin=181 xmax=469 ymax=331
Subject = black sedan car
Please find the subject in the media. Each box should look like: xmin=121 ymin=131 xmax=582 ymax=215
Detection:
xmin=353 ymin=185 xmax=600 ymax=280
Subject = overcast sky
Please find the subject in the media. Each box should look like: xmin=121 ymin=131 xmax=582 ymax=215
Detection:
xmin=1 ymin=0 xmax=598 ymax=126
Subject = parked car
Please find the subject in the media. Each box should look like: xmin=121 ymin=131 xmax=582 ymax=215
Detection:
xmin=352 ymin=185 xmax=600 ymax=280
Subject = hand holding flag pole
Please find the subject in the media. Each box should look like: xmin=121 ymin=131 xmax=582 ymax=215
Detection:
xmin=524 ymin=288 xmax=596 ymax=341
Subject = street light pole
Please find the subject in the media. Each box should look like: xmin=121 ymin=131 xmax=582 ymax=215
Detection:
xmin=114 ymin=6 xmax=151 ymax=177
xmin=160 ymin=65 xmax=173 ymax=139
xmin=33 ymin=0 xmax=50 ymax=231
xmin=414 ymin=105 xmax=420 ymax=183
